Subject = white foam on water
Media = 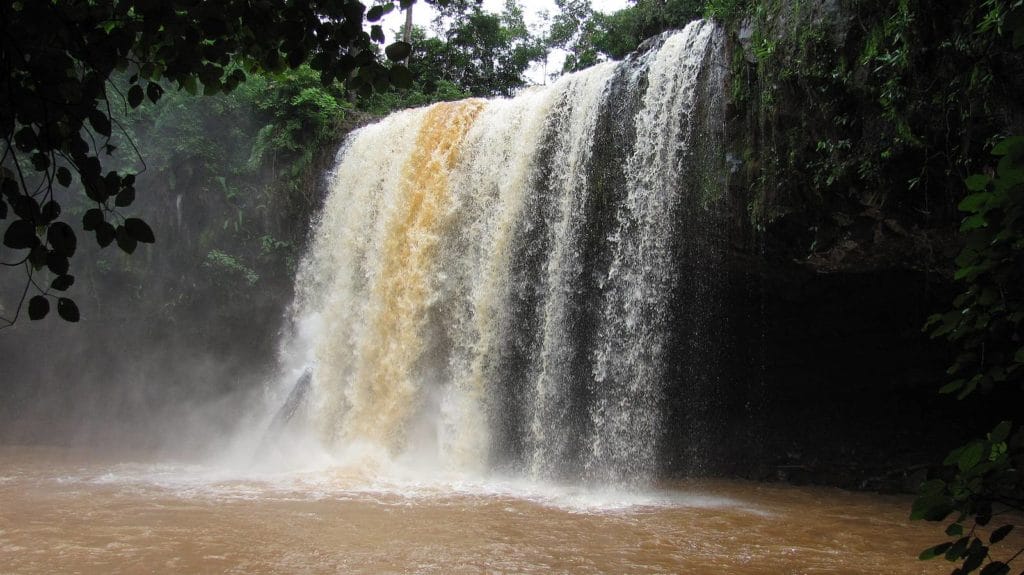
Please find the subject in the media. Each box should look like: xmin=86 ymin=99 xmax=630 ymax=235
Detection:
xmin=42 ymin=453 xmax=768 ymax=518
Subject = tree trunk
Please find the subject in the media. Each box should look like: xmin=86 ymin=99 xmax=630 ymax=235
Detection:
xmin=403 ymin=3 xmax=413 ymax=66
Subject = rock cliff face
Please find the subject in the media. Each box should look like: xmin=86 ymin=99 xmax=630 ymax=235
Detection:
xmin=677 ymin=0 xmax=1024 ymax=487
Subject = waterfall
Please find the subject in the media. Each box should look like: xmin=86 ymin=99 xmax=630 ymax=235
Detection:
xmin=283 ymin=20 xmax=727 ymax=484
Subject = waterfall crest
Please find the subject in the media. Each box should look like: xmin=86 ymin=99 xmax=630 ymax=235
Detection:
xmin=285 ymin=20 xmax=726 ymax=483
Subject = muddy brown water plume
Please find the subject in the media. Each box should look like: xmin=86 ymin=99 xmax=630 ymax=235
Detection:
xmin=0 ymin=447 xmax=979 ymax=575
xmin=283 ymin=21 xmax=728 ymax=484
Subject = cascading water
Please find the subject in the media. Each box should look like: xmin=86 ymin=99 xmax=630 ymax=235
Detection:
xmin=2 ymin=17 xmax=990 ymax=575
xmin=281 ymin=20 xmax=727 ymax=485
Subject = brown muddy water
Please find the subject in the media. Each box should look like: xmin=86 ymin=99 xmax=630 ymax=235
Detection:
xmin=0 ymin=446 xmax=973 ymax=574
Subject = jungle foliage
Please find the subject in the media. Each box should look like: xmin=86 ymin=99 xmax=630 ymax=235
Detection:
xmin=0 ymin=0 xmax=421 ymax=327
xmin=720 ymin=0 xmax=1024 ymax=230
xmin=6 ymin=7 xmax=1023 ymax=571
xmin=544 ymin=0 xmax=704 ymax=73
xmin=692 ymin=0 xmax=1024 ymax=572
xmin=916 ymin=117 xmax=1024 ymax=575
xmin=360 ymin=0 xmax=548 ymax=113
xmin=0 ymin=0 xmax=557 ymax=351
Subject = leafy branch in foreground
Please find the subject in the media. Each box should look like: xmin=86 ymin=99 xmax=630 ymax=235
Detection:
xmin=916 ymin=132 xmax=1024 ymax=575
xmin=914 ymin=421 xmax=1023 ymax=575
xmin=0 ymin=0 xmax=420 ymax=326
xmin=916 ymin=93 xmax=1024 ymax=575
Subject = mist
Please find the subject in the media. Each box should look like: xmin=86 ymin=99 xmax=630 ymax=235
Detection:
xmin=0 ymin=76 xmax=347 ymax=458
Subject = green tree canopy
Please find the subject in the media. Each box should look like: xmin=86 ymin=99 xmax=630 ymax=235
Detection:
xmin=0 ymin=0 xmax=421 ymax=326
xmin=428 ymin=0 xmax=546 ymax=97
xmin=358 ymin=0 xmax=546 ymax=113
xmin=546 ymin=0 xmax=703 ymax=74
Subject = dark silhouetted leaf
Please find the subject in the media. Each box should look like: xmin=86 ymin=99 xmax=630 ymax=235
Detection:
xmin=47 ymin=221 xmax=76 ymax=256
xmin=911 ymin=494 xmax=954 ymax=521
xmin=124 ymin=218 xmax=154 ymax=243
xmin=14 ymin=126 xmax=37 ymax=152
xmin=4 ymin=219 xmax=37 ymax=249
xmin=31 ymin=153 xmax=49 ymax=171
xmin=51 ymin=274 xmax=74 ymax=291
xmin=989 ymin=524 xmax=1013 ymax=544
xmin=919 ymin=542 xmax=952 ymax=560
xmin=962 ymin=541 xmax=987 ymax=573
xmin=40 ymin=200 xmax=60 ymax=223
xmin=146 ymin=81 xmax=164 ymax=103
xmin=88 ymin=109 xmax=112 ymax=137
xmin=385 ymin=41 xmax=412 ymax=62
xmin=115 ymin=225 xmax=137 ymax=254
xmin=104 ymin=171 xmax=120 ymax=191
xmin=976 ymin=501 xmax=993 ymax=526
xmin=79 ymin=156 xmax=101 ymax=179
xmin=84 ymin=177 xmax=107 ymax=202
xmin=371 ymin=25 xmax=385 ymax=43
xmin=82 ymin=208 xmax=104 ymax=231
xmin=11 ymin=195 xmax=40 ymax=222
xmin=57 ymin=297 xmax=79 ymax=322
xmin=95 ymin=221 xmax=116 ymax=247
xmin=939 ymin=379 xmax=964 ymax=394
xmin=46 ymin=251 xmax=69 ymax=275
xmin=28 ymin=295 xmax=49 ymax=320
xmin=115 ymin=186 xmax=135 ymax=207
xmin=128 ymin=84 xmax=144 ymax=108
xmin=56 ymin=166 xmax=72 ymax=187
xmin=390 ymin=64 xmax=412 ymax=89
xmin=1 ymin=177 xmax=17 ymax=199
xmin=28 ymin=244 xmax=47 ymax=269
xmin=945 ymin=536 xmax=970 ymax=561
xmin=979 ymin=562 xmax=1009 ymax=575
xmin=367 ymin=5 xmax=384 ymax=21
